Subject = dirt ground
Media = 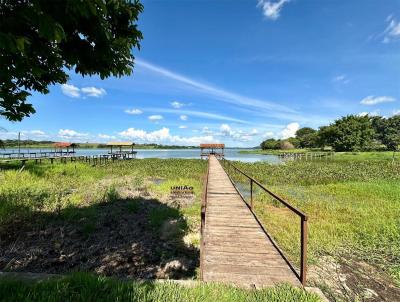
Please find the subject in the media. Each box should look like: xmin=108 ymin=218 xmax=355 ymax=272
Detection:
xmin=0 ymin=196 xmax=199 ymax=280
xmin=309 ymin=255 xmax=400 ymax=301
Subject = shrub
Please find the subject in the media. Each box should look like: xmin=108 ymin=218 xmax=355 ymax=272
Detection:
xmin=279 ymin=141 xmax=295 ymax=150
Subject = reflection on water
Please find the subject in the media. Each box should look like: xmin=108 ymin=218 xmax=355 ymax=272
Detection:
xmin=0 ymin=148 xmax=281 ymax=163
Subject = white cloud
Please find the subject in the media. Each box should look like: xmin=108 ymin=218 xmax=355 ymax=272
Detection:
xmin=98 ymin=134 xmax=116 ymax=140
xmin=358 ymin=110 xmax=380 ymax=117
xmin=179 ymin=125 xmax=187 ymax=129
xmin=136 ymin=59 xmax=295 ymax=115
xmin=171 ymin=101 xmax=186 ymax=109
xmin=202 ymin=127 xmax=213 ymax=135
xmin=383 ymin=15 xmax=400 ymax=43
xmin=393 ymin=110 xmax=400 ymax=116
xmin=125 ymin=108 xmax=143 ymax=115
xmin=119 ymin=127 xmax=169 ymax=141
xmin=5 ymin=130 xmax=49 ymax=140
xmin=58 ymin=129 xmax=88 ymax=138
xmin=220 ymin=124 xmax=233 ymax=136
xmin=81 ymin=87 xmax=106 ymax=97
xmin=180 ymin=114 xmax=188 ymax=121
xmin=61 ymin=84 xmax=106 ymax=98
xmin=257 ymin=0 xmax=291 ymax=20
xmin=360 ymin=95 xmax=396 ymax=105
xmin=18 ymin=130 xmax=49 ymax=139
xmin=61 ymin=84 xmax=80 ymax=98
xmin=250 ymin=128 xmax=259 ymax=135
xmin=264 ymin=131 xmax=275 ymax=138
xmin=280 ymin=122 xmax=299 ymax=139
xmin=332 ymin=74 xmax=350 ymax=84
xmin=27 ymin=130 xmax=46 ymax=136
xmin=146 ymin=108 xmax=248 ymax=124
xmin=218 ymin=124 xmax=259 ymax=142
xmin=118 ymin=127 xmax=215 ymax=146
xmin=148 ymin=115 xmax=163 ymax=121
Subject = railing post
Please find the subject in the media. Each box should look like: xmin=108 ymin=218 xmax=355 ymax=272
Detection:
xmin=300 ymin=216 xmax=308 ymax=286
xmin=250 ymin=178 xmax=253 ymax=211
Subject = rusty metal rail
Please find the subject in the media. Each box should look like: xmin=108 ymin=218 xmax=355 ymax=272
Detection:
xmin=200 ymin=158 xmax=210 ymax=280
xmin=221 ymin=158 xmax=308 ymax=285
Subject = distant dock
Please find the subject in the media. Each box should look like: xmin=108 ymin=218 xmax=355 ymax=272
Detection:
xmin=0 ymin=142 xmax=137 ymax=166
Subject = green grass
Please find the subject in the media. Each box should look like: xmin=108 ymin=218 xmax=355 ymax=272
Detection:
xmin=239 ymin=149 xmax=313 ymax=155
xmin=240 ymin=149 xmax=399 ymax=161
xmin=0 ymin=273 xmax=320 ymax=302
xmin=224 ymin=159 xmax=400 ymax=283
xmin=0 ymin=159 xmax=206 ymax=226
xmin=333 ymin=151 xmax=399 ymax=161
xmin=2 ymin=154 xmax=399 ymax=298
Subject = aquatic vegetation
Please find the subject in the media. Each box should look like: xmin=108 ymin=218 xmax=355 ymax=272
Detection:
xmin=225 ymin=159 xmax=400 ymax=284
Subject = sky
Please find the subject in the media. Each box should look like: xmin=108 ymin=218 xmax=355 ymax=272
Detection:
xmin=1 ymin=0 xmax=400 ymax=147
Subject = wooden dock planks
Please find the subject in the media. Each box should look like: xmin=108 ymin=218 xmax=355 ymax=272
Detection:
xmin=202 ymin=155 xmax=300 ymax=288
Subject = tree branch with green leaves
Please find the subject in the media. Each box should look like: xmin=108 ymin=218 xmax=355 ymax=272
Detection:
xmin=0 ymin=0 xmax=143 ymax=121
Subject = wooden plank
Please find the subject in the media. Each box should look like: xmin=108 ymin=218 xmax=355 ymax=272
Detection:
xmin=202 ymin=155 xmax=301 ymax=287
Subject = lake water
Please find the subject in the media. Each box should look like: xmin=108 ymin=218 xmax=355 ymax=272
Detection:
xmin=1 ymin=148 xmax=281 ymax=163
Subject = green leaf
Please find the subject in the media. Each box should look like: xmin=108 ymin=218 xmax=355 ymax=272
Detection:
xmin=15 ymin=37 xmax=25 ymax=52
xmin=54 ymin=24 xmax=66 ymax=42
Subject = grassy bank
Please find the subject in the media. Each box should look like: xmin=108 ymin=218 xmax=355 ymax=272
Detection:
xmin=240 ymin=149 xmax=399 ymax=161
xmin=0 ymin=158 xmax=205 ymax=223
xmin=239 ymin=149 xmax=313 ymax=155
xmin=0 ymin=273 xmax=319 ymax=302
xmin=225 ymin=158 xmax=400 ymax=299
xmin=1 ymin=155 xmax=399 ymax=300
xmin=0 ymin=159 xmax=206 ymax=279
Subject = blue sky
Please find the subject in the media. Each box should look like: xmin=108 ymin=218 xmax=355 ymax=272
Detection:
xmin=1 ymin=0 xmax=400 ymax=147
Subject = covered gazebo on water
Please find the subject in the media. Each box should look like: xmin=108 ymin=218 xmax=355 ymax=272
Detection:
xmin=106 ymin=142 xmax=137 ymax=160
xmin=54 ymin=142 xmax=77 ymax=156
xmin=200 ymin=143 xmax=225 ymax=159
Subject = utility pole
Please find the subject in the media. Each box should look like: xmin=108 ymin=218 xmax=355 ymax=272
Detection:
xmin=18 ymin=132 xmax=21 ymax=156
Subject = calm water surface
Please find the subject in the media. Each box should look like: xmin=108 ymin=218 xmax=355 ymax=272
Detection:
xmin=1 ymin=148 xmax=281 ymax=163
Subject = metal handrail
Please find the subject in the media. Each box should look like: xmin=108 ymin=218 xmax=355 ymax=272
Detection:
xmin=200 ymin=158 xmax=210 ymax=281
xmin=221 ymin=158 xmax=308 ymax=286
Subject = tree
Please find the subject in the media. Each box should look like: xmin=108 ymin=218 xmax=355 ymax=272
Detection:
xmin=287 ymin=137 xmax=300 ymax=148
xmin=319 ymin=115 xmax=375 ymax=151
xmin=0 ymin=0 xmax=143 ymax=121
xmin=260 ymin=138 xmax=280 ymax=150
xmin=371 ymin=115 xmax=400 ymax=151
xmin=0 ymin=127 xmax=4 ymax=148
xmin=381 ymin=115 xmax=400 ymax=151
xmin=295 ymin=127 xmax=317 ymax=148
xmin=317 ymin=125 xmax=336 ymax=148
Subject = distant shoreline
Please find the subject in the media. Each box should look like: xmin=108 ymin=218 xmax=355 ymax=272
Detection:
xmin=0 ymin=140 xmax=252 ymax=150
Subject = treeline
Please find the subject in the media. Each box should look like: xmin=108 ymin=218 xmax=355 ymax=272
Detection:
xmin=1 ymin=139 xmax=54 ymax=147
xmin=261 ymin=114 xmax=400 ymax=152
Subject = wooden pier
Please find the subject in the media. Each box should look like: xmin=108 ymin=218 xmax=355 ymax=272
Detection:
xmin=0 ymin=152 xmax=137 ymax=166
xmin=201 ymin=155 xmax=307 ymax=288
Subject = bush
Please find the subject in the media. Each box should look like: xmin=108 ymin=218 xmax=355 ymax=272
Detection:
xmin=279 ymin=141 xmax=295 ymax=150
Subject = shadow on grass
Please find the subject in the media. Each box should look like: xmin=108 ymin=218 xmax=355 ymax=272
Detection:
xmin=0 ymin=196 xmax=199 ymax=280
xmin=0 ymin=272 xmax=322 ymax=302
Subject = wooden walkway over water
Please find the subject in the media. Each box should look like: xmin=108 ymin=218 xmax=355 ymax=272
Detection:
xmin=201 ymin=155 xmax=303 ymax=288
